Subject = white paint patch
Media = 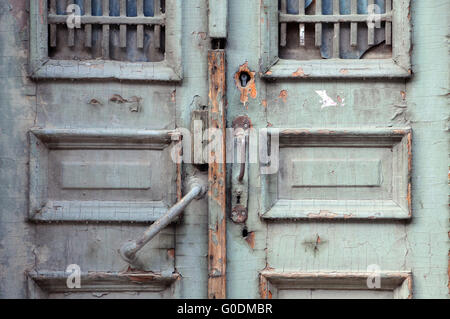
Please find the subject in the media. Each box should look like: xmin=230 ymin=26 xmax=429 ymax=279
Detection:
xmin=315 ymin=90 xmax=345 ymax=109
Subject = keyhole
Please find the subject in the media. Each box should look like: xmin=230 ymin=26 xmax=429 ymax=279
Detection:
xmin=239 ymin=72 xmax=251 ymax=87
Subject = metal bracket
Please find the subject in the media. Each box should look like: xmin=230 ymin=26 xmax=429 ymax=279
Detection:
xmin=231 ymin=116 xmax=250 ymax=224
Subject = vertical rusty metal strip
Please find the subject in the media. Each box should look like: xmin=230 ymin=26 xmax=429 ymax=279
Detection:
xmin=207 ymin=50 xmax=227 ymax=299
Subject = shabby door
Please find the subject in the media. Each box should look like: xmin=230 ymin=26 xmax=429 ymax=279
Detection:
xmin=224 ymin=0 xmax=448 ymax=299
xmin=16 ymin=0 xmax=449 ymax=299
xmin=27 ymin=0 xmax=213 ymax=299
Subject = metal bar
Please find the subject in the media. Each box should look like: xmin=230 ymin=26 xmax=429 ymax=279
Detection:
xmin=137 ymin=0 xmax=144 ymax=48
xmin=299 ymin=0 xmax=305 ymax=46
xmin=102 ymin=0 xmax=110 ymax=58
xmin=84 ymin=0 xmax=92 ymax=47
xmin=49 ymin=0 xmax=57 ymax=47
xmin=207 ymin=50 xmax=227 ymax=299
xmin=385 ymin=0 xmax=392 ymax=45
xmin=119 ymin=0 xmax=127 ymax=48
xmin=333 ymin=0 xmax=340 ymax=58
xmin=48 ymin=14 xmax=165 ymax=25
xmin=315 ymin=0 xmax=322 ymax=47
xmin=280 ymin=0 xmax=287 ymax=47
xmin=67 ymin=0 xmax=75 ymax=47
xmin=119 ymin=179 xmax=207 ymax=263
xmin=368 ymin=0 xmax=375 ymax=45
xmin=350 ymin=0 xmax=357 ymax=47
xmin=279 ymin=13 xmax=392 ymax=23
xmin=154 ymin=0 xmax=161 ymax=49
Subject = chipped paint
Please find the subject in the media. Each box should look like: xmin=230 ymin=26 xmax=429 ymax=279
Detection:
xmin=315 ymin=90 xmax=345 ymax=108
xmin=245 ymin=231 xmax=255 ymax=249
xmin=234 ymin=62 xmax=257 ymax=106
xmin=278 ymin=90 xmax=288 ymax=103
xmin=292 ymin=67 xmax=308 ymax=77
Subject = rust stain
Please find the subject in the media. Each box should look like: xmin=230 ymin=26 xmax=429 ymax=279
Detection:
xmin=259 ymin=275 xmax=269 ymax=299
xmin=278 ymin=90 xmax=288 ymax=103
xmin=262 ymin=99 xmax=267 ymax=108
xmin=235 ymin=62 xmax=257 ymax=106
xmin=292 ymin=67 xmax=307 ymax=77
xmin=171 ymin=90 xmax=176 ymax=102
xmin=167 ymin=248 xmax=175 ymax=259
xmin=245 ymin=231 xmax=255 ymax=249
xmin=265 ymin=70 xmax=272 ymax=75
xmin=340 ymin=69 xmax=349 ymax=75
xmin=208 ymin=51 xmax=227 ymax=299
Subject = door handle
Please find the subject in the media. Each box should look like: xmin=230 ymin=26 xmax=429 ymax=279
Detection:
xmin=119 ymin=178 xmax=207 ymax=264
xmin=231 ymin=116 xmax=250 ymax=224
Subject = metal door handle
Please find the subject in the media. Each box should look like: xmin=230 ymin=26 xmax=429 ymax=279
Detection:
xmin=119 ymin=178 xmax=207 ymax=263
xmin=237 ymin=132 xmax=246 ymax=182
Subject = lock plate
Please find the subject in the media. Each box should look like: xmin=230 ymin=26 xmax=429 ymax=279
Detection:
xmin=231 ymin=116 xmax=251 ymax=224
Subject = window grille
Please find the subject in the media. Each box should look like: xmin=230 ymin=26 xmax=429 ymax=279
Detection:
xmin=30 ymin=0 xmax=182 ymax=81
xmin=260 ymin=0 xmax=411 ymax=78
xmin=47 ymin=0 xmax=165 ymax=62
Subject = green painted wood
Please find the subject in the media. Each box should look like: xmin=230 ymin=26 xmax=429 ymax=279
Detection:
xmin=0 ymin=0 xmax=448 ymax=299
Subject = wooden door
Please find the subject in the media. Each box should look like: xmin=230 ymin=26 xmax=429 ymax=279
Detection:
xmin=224 ymin=0 xmax=449 ymax=299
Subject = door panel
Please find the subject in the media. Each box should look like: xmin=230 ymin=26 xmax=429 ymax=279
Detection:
xmin=0 ymin=0 xmax=448 ymax=299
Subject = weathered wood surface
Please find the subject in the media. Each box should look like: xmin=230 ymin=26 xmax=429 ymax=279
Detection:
xmin=207 ymin=50 xmax=227 ymax=299
xmin=0 ymin=0 xmax=448 ymax=299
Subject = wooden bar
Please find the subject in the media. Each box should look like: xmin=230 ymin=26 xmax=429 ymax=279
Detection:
xmin=137 ymin=0 xmax=144 ymax=49
xmin=315 ymin=0 xmax=322 ymax=47
xmin=298 ymin=0 xmax=305 ymax=46
xmin=102 ymin=0 xmax=110 ymax=58
xmin=48 ymin=14 xmax=164 ymax=25
xmin=67 ymin=0 xmax=75 ymax=47
xmin=119 ymin=0 xmax=127 ymax=48
xmin=84 ymin=0 xmax=92 ymax=47
xmin=154 ymin=0 xmax=161 ymax=49
xmin=207 ymin=50 xmax=227 ymax=299
xmin=280 ymin=0 xmax=287 ymax=47
xmin=385 ymin=0 xmax=392 ymax=45
xmin=279 ymin=13 xmax=392 ymax=23
xmin=368 ymin=0 xmax=375 ymax=45
xmin=333 ymin=0 xmax=340 ymax=58
xmin=49 ymin=0 xmax=57 ymax=47
xmin=208 ymin=0 xmax=228 ymax=38
xmin=350 ymin=0 xmax=357 ymax=47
